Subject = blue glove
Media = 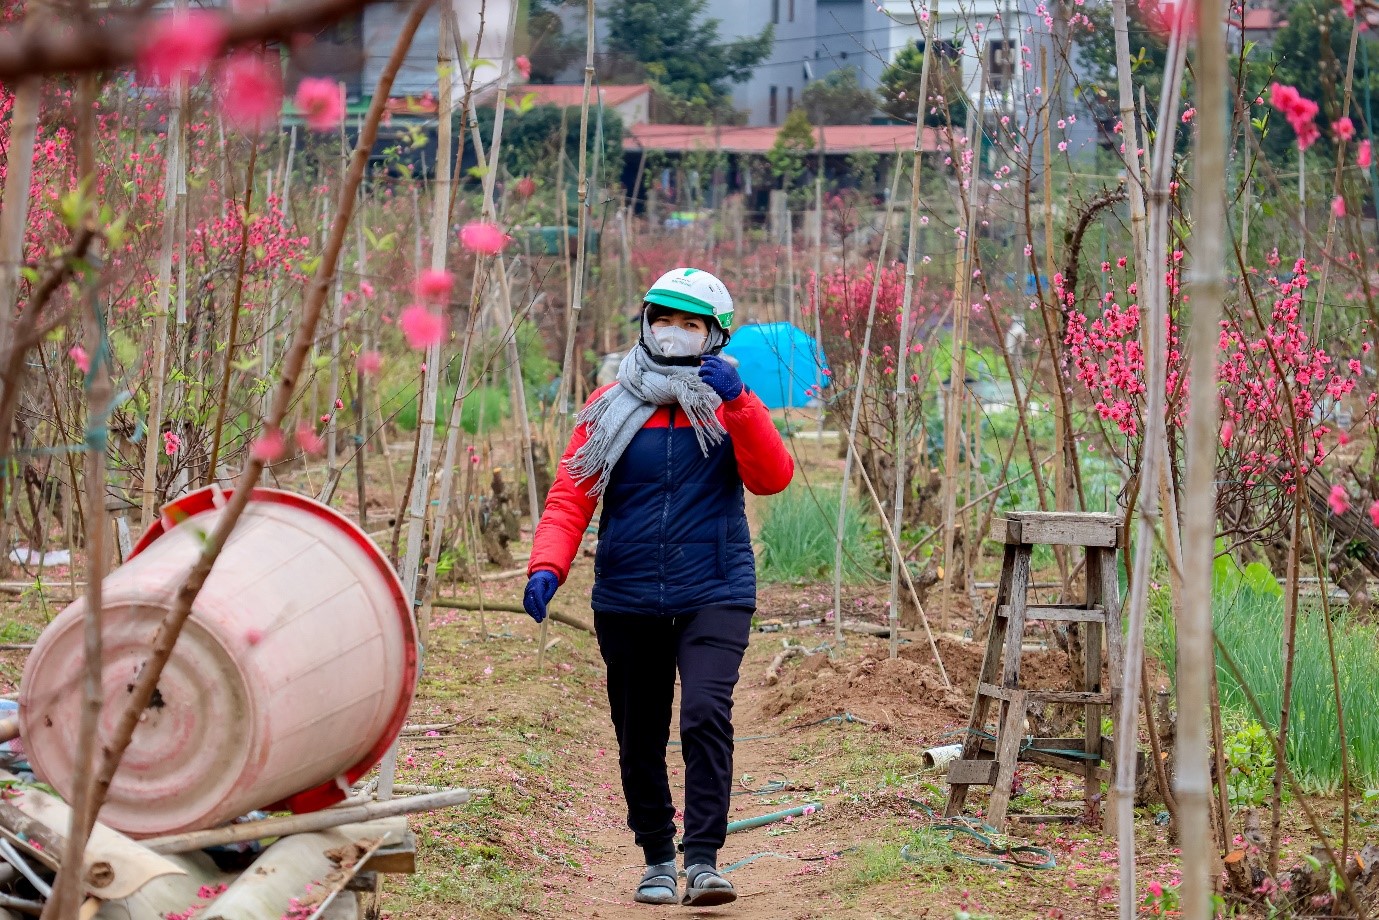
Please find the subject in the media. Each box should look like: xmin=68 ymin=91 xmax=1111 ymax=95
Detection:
xmin=523 ymin=570 xmax=559 ymax=623
xmin=698 ymin=354 xmax=744 ymax=401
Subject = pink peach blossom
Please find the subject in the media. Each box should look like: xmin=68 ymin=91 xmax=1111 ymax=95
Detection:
xmin=1360 ymin=140 xmax=1373 ymax=168
xmin=220 ymin=53 xmax=283 ymax=132
xmin=1220 ymin=419 xmax=1234 ymax=449
xmin=1332 ymin=195 xmax=1347 ymax=217
xmin=1328 ymin=484 xmax=1350 ymax=515
xmin=414 ymin=269 xmax=454 ymax=303
xmin=68 ymin=345 xmax=90 ymax=373
xmin=296 ymin=422 xmax=325 ymax=456
xmin=356 ymin=350 xmax=383 ymax=375
xmin=400 ymin=305 xmax=447 ymax=349
xmin=515 ymin=55 xmax=532 ymax=80
xmin=251 ymin=427 xmax=286 ymax=462
xmin=1370 ymin=500 xmax=1379 ymax=527
xmin=138 ymin=11 xmax=227 ymax=87
xmin=459 ymin=221 xmax=508 ymax=255
xmin=1334 ymin=117 xmax=1356 ymax=141
xmin=294 ymin=77 xmax=345 ymax=131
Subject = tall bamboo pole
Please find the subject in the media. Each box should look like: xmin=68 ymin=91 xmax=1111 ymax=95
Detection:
xmin=417 ymin=0 xmax=523 ymax=647
xmin=553 ymin=0 xmax=597 ymax=440
xmin=1111 ymin=0 xmax=1148 ymax=271
xmin=832 ymin=163 xmax=904 ymax=643
xmin=400 ymin=12 xmax=453 ymax=641
xmin=140 ymin=79 xmax=185 ymax=526
xmin=889 ymin=0 xmax=939 ymax=659
xmin=938 ymin=57 xmax=984 ymax=632
xmin=1116 ymin=24 xmax=1188 ymax=920
xmin=1178 ymin=0 xmax=1226 ymax=912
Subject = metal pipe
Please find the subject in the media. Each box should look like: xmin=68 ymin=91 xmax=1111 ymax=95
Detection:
xmin=0 ymin=839 xmax=50 ymax=899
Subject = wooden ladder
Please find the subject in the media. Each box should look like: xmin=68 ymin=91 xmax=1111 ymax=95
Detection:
xmin=943 ymin=511 xmax=1125 ymax=831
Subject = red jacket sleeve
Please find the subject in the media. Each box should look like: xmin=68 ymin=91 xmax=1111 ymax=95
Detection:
xmin=721 ymin=389 xmax=794 ymax=495
xmin=527 ymin=386 xmax=613 ymax=584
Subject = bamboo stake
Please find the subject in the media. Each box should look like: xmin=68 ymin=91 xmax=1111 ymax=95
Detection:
xmin=420 ymin=0 xmax=524 ymax=647
xmin=139 ymin=79 xmax=185 ymax=527
xmin=1178 ymin=0 xmax=1226 ymax=911
xmin=47 ymin=204 xmax=109 ymax=920
xmin=938 ymin=63 xmax=984 ymax=633
xmin=553 ymin=0 xmax=597 ymax=440
xmin=1309 ymin=22 xmax=1360 ymax=339
xmin=74 ymin=0 xmax=433 ymax=857
xmin=831 ymin=162 xmax=904 ymax=643
xmin=401 ymin=10 xmax=454 ymax=657
xmin=1116 ymin=24 xmax=1188 ymax=920
xmin=888 ymin=0 xmax=939 ymax=659
xmin=143 ymin=788 xmax=482 ymax=854
xmin=207 ymin=142 xmax=261 ymax=480
xmin=262 ymin=125 xmax=298 ymax=420
xmin=0 ymin=76 xmax=39 ymax=570
xmin=1111 ymin=0 xmax=1149 ymax=271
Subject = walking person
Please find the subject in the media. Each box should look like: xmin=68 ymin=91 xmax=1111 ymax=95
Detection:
xmin=523 ymin=268 xmax=794 ymax=906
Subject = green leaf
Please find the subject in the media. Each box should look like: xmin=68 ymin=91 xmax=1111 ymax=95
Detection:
xmin=467 ymin=165 xmax=490 ymax=179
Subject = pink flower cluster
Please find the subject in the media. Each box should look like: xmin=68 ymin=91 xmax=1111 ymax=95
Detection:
xmin=1066 ymin=256 xmax=1362 ymax=493
xmin=1268 ymin=83 xmax=1320 ymax=150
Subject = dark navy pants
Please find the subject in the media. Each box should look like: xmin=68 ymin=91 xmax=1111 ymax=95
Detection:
xmin=594 ymin=605 xmax=752 ymax=868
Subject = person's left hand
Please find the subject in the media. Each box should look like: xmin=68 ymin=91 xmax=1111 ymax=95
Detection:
xmin=698 ymin=354 xmax=743 ymax=401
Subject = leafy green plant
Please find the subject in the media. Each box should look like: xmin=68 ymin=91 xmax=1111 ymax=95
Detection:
xmin=1223 ymin=720 xmax=1275 ymax=807
xmin=757 ymin=486 xmax=879 ymax=584
xmin=1154 ymin=551 xmax=1379 ymax=792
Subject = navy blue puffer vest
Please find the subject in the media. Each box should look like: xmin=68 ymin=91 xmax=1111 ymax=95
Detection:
xmin=591 ymin=406 xmax=755 ymax=615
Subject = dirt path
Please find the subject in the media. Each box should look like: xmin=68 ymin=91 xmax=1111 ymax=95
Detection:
xmin=382 ymin=571 xmax=1185 ymax=920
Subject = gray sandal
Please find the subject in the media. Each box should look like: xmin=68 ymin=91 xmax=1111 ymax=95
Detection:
xmin=682 ymin=864 xmax=737 ymax=907
xmin=634 ymin=862 xmax=679 ymax=905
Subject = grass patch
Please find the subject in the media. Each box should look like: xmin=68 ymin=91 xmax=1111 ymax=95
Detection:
xmin=757 ymin=485 xmax=880 ymax=584
xmin=1152 ymin=556 xmax=1379 ymax=792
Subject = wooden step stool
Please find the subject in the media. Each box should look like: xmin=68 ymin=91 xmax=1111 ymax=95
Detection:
xmin=944 ymin=511 xmax=1124 ymax=831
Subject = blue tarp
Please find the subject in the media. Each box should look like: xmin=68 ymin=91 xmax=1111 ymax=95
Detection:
xmin=723 ymin=323 xmax=829 ymax=410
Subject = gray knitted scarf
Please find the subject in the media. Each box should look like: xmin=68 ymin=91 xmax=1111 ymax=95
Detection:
xmin=565 ymin=321 xmax=728 ymax=497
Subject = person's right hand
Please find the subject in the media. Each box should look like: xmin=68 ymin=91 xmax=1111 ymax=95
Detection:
xmin=523 ymin=570 xmax=559 ymax=623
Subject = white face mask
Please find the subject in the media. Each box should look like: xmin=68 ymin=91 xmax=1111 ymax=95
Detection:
xmin=652 ymin=325 xmax=707 ymax=357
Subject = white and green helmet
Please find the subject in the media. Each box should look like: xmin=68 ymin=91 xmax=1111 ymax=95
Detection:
xmin=643 ymin=267 xmax=734 ymax=331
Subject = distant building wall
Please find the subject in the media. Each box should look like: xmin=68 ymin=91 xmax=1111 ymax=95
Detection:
xmin=704 ymin=0 xmax=818 ymax=126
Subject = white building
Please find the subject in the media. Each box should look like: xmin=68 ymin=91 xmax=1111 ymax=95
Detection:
xmin=703 ymin=0 xmax=818 ymax=126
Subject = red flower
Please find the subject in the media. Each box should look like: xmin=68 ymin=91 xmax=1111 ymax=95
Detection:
xmin=515 ymin=55 xmax=532 ymax=81
xmin=251 ymin=427 xmax=286 ymax=462
xmin=515 ymin=176 xmax=537 ymax=199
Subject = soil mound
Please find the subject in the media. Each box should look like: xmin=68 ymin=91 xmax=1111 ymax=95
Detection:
xmin=755 ymin=651 xmax=970 ymax=731
xmin=755 ymin=634 xmax=1081 ymax=736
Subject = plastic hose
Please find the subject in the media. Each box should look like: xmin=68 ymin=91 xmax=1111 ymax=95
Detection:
xmin=725 ymin=803 xmax=823 ymax=835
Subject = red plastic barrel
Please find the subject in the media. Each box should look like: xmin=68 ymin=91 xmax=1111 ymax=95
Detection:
xmin=19 ymin=487 xmax=417 ymax=837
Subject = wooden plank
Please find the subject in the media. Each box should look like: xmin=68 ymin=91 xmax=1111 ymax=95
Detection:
xmin=1002 ymin=515 xmax=1120 ymax=548
xmin=945 ymin=546 xmax=1015 ymax=819
xmin=985 ymin=689 xmax=1028 ymax=831
xmin=359 ymin=831 xmax=417 ymax=875
xmin=998 ymin=604 xmax=1107 ymax=623
xmin=946 ymin=759 xmax=999 ymax=786
xmin=1083 ymin=546 xmax=1107 ymax=822
xmin=978 ymin=682 xmax=1111 ymax=705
